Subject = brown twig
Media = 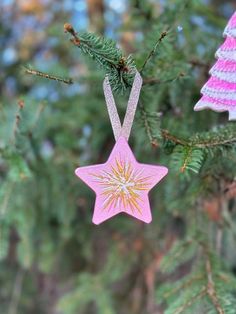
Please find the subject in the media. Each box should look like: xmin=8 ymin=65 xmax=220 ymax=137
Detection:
xmin=64 ymin=23 xmax=128 ymax=71
xmin=163 ymin=275 xmax=204 ymax=299
xmin=173 ymin=287 xmax=207 ymax=314
xmin=161 ymin=129 xmax=236 ymax=149
xmin=140 ymin=30 xmax=169 ymax=72
xmin=143 ymin=72 xmax=185 ymax=86
xmin=198 ymin=242 xmax=225 ymax=314
xmin=189 ymin=58 xmax=210 ymax=69
xmin=11 ymin=100 xmax=24 ymax=145
xmin=28 ymin=101 xmax=47 ymax=136
xmin=24 ymin=66 xmax=73 ymax=85
xmin=180 ymin=147 xmax=193 ymax=173
xmin=205 ymin=255 xmax=225 ymax=314
xmin=161 ymin=239 xmax=194 ymax=272
xmin=193 ymin=138 xmax=236 ymax=148
xmin=0 ymin=182 xmax=14 ymax=219
xmin=8 ymin=269 xmax=25 ymax=314
xmin=161 ymin=129 xmax=188 ymax=146
xmin=139 ymin=102 xmax=159 ymax=147
xmin=64 ymin=23 xmax=80 ymax=45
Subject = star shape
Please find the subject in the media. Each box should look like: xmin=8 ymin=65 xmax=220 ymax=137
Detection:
xmin=75 ymin=137 xmax=168 ymax=224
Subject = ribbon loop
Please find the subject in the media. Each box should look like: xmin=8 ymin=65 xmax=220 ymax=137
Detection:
xmin=103 ymin=78 xmax=122 ymax=141
xmin=103 ymin=71 xmax=143 ymax=141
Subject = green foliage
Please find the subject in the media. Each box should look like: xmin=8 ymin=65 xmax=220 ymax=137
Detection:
xmin=159 ymin=238 xmax=198 ymax=274
xmin=6 ymin=153 xmax=32 ymax=181
xmin=58 ymin=246 xmax=136 ymax=314
xmin=0 ymin=223 xmax=10 ymax=261
xmin=138 ymin=103 xmax=162 ymax=146
xmin=57 ymin=273 xmax=115 ymax=314
xmin=158 ymin=237 xmax=236 ymax=314
xmin=65 ymin=30 xmax=136 ymax=93
xmin=1 ymin=0 xmax=236 ymax=313
xmin=171 ymin=146 xmax=205 ymax=176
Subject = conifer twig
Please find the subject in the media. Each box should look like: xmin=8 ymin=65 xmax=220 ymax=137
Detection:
xmin=64 ymin=23 xmax=135 ymax=92
xmin=143 ymin=72 xmax=185 ymax=85
xmin=173 ymin=287 xmax=207 ymax=314
xmin=64 ymin=23 xmax=122 ymax=68
xmin=193 ymin=138 xmax=236 ymax=148
xmin=140 ymin=30 xmax=169 ymax=73
xmin=11 ymin=100 xmax=24 ymax=145
xmin=161 ymin=129 xmax=188 ymax=146
xmin=139 ymin=102 xmax=159 ymax=147
xmin=28 ymin=101 xmax=46 ymax=136
xmin=161 ymin=128 xmax=236 ymax=148
xmin=205 ymin=255 xmax=224 ymax=314
xmin=189 ymin=58 xmax=210 ymax=69
xmin=180 ymin=146 xmax=193 ymax=173
xmin=161 ymin=239 xmax=194 ymax=272
xmin=8 ymin=269 xmax=25 ymax=314
xmin=163 ymin=275 xmax=204 ymax=299
xmin=0 ymin=182 xmax=14 ymax=220
xmin=24 ymin=66 xmax=73 ymax=85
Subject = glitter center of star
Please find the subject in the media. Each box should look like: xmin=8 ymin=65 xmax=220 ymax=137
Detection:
xmin=90 ymin=157 xmax=151 ymax=213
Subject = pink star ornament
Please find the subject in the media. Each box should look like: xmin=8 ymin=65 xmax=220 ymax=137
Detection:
xmin=75 ymin=137 xmax=168 ymax=224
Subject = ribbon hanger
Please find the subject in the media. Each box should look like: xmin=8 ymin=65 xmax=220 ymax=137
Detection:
xmin=103 ymin=71 xmax=143 ymax=141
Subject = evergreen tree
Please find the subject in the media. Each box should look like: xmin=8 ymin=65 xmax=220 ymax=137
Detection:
xmin=1 ymin=1 xmax=236 ymax=314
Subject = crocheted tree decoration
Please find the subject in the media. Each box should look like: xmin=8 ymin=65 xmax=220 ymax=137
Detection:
xmin=194 ymin=12 xmax=236 ymax=120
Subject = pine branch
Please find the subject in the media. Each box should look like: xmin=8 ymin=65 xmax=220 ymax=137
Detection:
xmin=11 ymin=100 xmax=24 ymax=145
xmin=189 ymin=58 xmax=210 ymax=69
xmin=158 ymin=237 xmax=233 ymax=314
xmin=0 ymin=182 xmax=14 ymax=220
xmin=143 ymin=72 xmax=185 ymax=85
xmin=162 ymin=125 xmax=236 ymax=149
xmin=161 ymin=129 xmax=188 ymax=146
xmin=172 ymin=146 xmax=205 ymax=174
xmin=160 ymin=239 xmax=197 ymax=274
xmin=64 ymin=23 xmax=135 ymax=93
xmin=139 ymin=102 xmax=161 ymax=147
xmin=140 ymin=30 xmax=169 ymax=72
xmin=163 ymin=275 xmax=204 ymax=299
xmin=28 ymin=101 xmax=46 ymax=136
xmin=8 ymin=269 xmax=25 ymax=314
xmin=0 ymin=223 xmax=10 ymax=260
xmin=173 ymin=287 xmax=207 ymax=314
xmin=205 ymin=255 xmax=224 ymax=314
xmin=195 ymin=138 xmax=236 ymax=148
xmin=24 ymin=65 xmax=73 ymax=85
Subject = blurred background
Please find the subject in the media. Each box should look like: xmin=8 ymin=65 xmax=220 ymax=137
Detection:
xmin=1 ymin=0 xmax=236 ymax=313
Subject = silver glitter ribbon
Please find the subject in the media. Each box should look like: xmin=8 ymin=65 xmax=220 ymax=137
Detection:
xmin=103 ymin=71 xmax=143 ymax=141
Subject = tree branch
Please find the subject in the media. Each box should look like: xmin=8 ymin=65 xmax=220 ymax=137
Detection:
xmin=143 ymin=72 xmax=185 ymax=86
xmin=8 ymin=269 xmax=25 ymax=314
xmin=11 ymin=100 xmax=24 ymax=145
xmin=24 ymin=66 xmax=73 ymax=85
xmin=139 ymin=102 xmax=160 ymax=147
xmin=193 ymin=138 xmax=236 ymax=148
xmin=140 ymin=30 xmax=169 ymax=73
xmin=205 ymin=255 xmax=225 ymax=314
xmin=64 ymin=23 xmax=135 ymax=92
xmin=161 ymin=129 xmax=188 ymax=146
xmin=163 ymin=275 xmax=204 ymax=299
xmin=161 ymin=128 xmax=236 ymax=149
xmin=173 ymin=287 xmax=207 ymax=314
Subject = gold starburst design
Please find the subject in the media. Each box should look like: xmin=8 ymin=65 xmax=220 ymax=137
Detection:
xmin=90 ymin=158 xmax=151 ymax=213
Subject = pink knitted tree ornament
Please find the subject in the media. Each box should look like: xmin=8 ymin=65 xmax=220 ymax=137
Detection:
xmin=194 ymin=12 xmax=236 ymax=120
